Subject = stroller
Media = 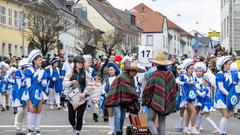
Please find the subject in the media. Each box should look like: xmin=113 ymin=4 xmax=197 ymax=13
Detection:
xmin=126 ymin=113 xmax=158 ymax=135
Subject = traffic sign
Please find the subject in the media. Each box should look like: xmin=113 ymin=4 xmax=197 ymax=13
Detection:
xmin=208 ymin=31 xmax=220 ymax=37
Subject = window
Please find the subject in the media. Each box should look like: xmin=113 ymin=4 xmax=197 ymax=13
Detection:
xmin=2 ymin=43 xmax=5 ymax=56
xmin=177 ymin=49 xmax=179 ymax=54
xmin=8 ymin=44 xmax=11 ymax=55
xmin=174 ymin=48 xmax=176 ymax=54
xmin=20 ymin=46 xmax=24 ymax=56
xmin=227 ymin=16 xmax=229 ymax=37
xmin=146 ymin=35 xmax=153 ymax=46
xmin=15 ymin=45 xmax=18 ymax=56
xmin=163 ymin=36 xmax=165 ymax=48
xmin=174 ymin=35 xmax=176 ymax=40
xmin=14 ymin=10 xmax=19 ymax=27
xmin=0 ymin=5 xmax=6 ymax=24
xmin=8 ymin=8 xmax=12 ymax=26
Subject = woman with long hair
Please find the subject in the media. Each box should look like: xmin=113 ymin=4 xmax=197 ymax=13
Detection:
xmin=63 ymin=55 xmax=88 ymax=135
xmin=25 ymin=50 xmax=48 ymax=135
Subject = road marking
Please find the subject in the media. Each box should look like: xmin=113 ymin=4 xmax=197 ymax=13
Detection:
xmin=0 ymin=125 xmax=110 ymax=128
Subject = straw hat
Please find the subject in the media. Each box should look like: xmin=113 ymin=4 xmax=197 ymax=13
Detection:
xmin=124 ymin=62 xmax=145 ymax=73
xmin=148 ymin=52 xmax=173 ymax=66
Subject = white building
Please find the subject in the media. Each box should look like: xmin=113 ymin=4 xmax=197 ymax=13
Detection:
xmin=131 ymin=3 xmax=169 ymax=58
xmin=131 ymin=3 xmax=193 ymax=61
xmin=221 ymin=0 xmax=240 ymax=52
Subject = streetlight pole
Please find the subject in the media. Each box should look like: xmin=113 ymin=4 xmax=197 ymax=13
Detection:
xmin=20 ymin=0 xmax=43 ymax=55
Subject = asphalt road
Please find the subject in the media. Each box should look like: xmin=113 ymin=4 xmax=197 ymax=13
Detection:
xmin=0 ymin=104 xmax=239 ymax=135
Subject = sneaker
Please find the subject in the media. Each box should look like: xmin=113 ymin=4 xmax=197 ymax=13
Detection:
xmin=174 ymin=125 xmax=183 ymax=131
xmin=183 ymin=128 xmax=191 ymax=135
xmin=191 ymin=127 xmax=200 ymax=135
xmin=35 ymin=130 xmax=41 ymax=135
xmin=1 ymin=107 xmax=5 ymax=112
xmin=26 ymin=129 xmax=34 ymax=135
xmin=56 ymin=105 xmax=61 ymax=110
xmin=13 ymin=107 xmax=17 ymax=114
xmin=6 ymin=106 xmax=9 ymax=110
xmin=107 ymin=131 xmax=114 ymax=135
xmin=211 ymin=128 xmax=219 ymax=134
xmin=50 ymin=105 xmax=54 ymax=110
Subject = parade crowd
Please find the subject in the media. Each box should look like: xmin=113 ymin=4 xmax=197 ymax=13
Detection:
xmin=0 ymin=48 xmax=239 ymax=135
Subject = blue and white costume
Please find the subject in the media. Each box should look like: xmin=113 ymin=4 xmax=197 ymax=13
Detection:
xmin=176 ymin=74 xmax=189 ymax=108
xmin=193 ymin=62 xmax=206 ymax=107
xmin=25 ymin=67 xmax=48 ymax=107
xmin=198 ymin=87 xmax=216 ymax=113
xmin=46 ymin=58 xmax=62 ymax=108
xmin=215 ymin=56 xmax=232 ymax=109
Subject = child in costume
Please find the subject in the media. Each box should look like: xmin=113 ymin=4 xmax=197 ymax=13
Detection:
xmin=195 ymin=72 xmax=219 ymax=134
xmin=0 ymin=62 xmax=9 ymax=112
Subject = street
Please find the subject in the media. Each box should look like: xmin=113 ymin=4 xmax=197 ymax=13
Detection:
xmin=0 ymin=105 xmax=239 ymax=135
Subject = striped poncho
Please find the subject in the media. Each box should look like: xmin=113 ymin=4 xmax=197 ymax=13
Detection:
xmin=105 ymin=72 xmax=139 ymax=114
xmin=142 ymin=70 xmax=177 ymax=115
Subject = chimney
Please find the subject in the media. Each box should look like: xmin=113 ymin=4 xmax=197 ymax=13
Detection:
xmin=66 ymin=0 xmax=75 ymax=11
xmin=73 ymin=4 xmax=87 ymax=20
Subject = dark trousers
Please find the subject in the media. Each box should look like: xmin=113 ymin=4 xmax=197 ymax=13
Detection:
xmin=67 ymin=102 xmax=87 ymax=131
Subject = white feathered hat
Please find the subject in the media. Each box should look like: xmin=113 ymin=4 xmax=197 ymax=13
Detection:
xmin=216 ymin=55 xmax=232 ymax=70
xmin=0 ymin=61 xmax=9 ymax=69
xmin=194 ymin=62 xmax=206 ymax=71
xmin=19 ymin=58 xmax=31 ymax=67
xmin=8 ymin=67 xmax=17 ymax=75
xmin=28 ymin=49 xmax=42 ymax=63
xmin=177 ymin=64 xmax=184 ymax=70
xmin=121 ymin=56 xmax=132 ymax=64
xmin=83 ymin=54 xmax=92 ymax=61
xmin=230 ymin=62 xmax=238 ymax=71
xmin=182 ymin=58 xmax=194 ymax=70
xmin=203 ymin=72 xmax=216 ymax=88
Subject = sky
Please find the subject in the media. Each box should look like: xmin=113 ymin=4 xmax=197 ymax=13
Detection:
xmin=107 ymin=0 xmax=220 ymax=35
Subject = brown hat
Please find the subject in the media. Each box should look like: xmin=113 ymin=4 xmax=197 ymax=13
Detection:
xmin=124 ymin=62 xmax=145 ymax=73
xmin=149 ymin=52 xmax=173 ymax=66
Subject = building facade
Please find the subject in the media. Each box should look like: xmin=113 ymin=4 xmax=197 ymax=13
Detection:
xmin=0 ymin=0 xmax=26 ymax=57
xmin=221 ymin=0 xmax=240 ymax=52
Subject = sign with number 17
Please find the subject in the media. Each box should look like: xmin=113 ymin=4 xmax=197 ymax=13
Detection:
xmin=138 ymin=46 xmax=153 ymax=66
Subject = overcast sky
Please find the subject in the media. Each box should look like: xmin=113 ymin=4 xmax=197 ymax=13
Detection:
xmin=107 ymin=0 xmax=220 ymax=34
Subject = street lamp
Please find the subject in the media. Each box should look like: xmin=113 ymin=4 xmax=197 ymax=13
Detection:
xmin=20 ymin=0 xmax=44 ymax=55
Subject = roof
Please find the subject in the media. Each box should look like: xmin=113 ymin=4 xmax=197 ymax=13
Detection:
xmin=131 ymin=3 xmax=164 ymax=33
xmin=87 ymin=0 xmax=133 ymax=33
xmin=113 ymin=7 xmax=142 ymax=33
xmin=167 ymin=19 xmax=192 ymax=37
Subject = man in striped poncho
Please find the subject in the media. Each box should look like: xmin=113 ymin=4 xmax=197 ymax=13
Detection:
xmin=142 ymin=52 xmax=177 ymax=135
xmin=105 ymin=62 xmax=145 ymax=135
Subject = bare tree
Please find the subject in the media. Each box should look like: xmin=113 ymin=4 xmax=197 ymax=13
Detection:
xmin=116 ymin=34 xmax=138 ymax=55
xmin=96 ymin=30 xmax=125 ymax=54
xmin=26 ymin=8 xmax=68 ymax=57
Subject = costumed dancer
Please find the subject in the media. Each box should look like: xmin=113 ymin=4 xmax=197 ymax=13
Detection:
xmin=25 ymin=50 xmax=48 ymax=135
xmin=193 ymin=62 xmax=206 ymax=131
xmin=195 ymin=72 xmax=219 ymax=134
xmin=215 ymin=56 xmax=233 ymax=135
xmin=13 ymin=58 xmax=31 ymax=135
xmin=174 ymin=64 xmax=186 ymax=131
xmin=7 ymin=67 xmax=17 ymax=114
xmin=100 ymin=62 xmax=120 ymax=135
xmin=46 ymin=58 xmax=63 ymax=110
xmin=0 ymin=62 xmax=9 ymax=112
xmin=90 ymin=76 xmax=103 ymax=122
xmin=176 ymin=58 xmax=200 ymax=135
xmin=230 ymin=62 xmax=240 ymax=118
